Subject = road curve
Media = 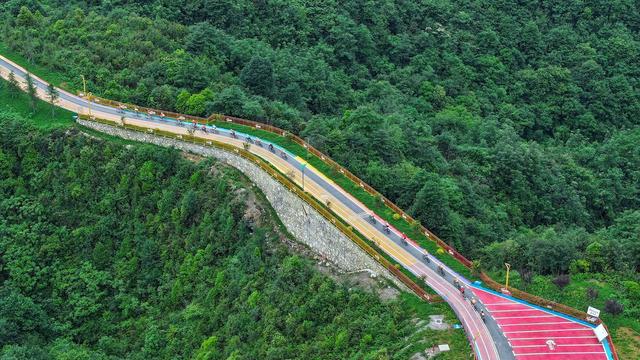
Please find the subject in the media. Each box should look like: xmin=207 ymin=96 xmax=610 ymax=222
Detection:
xmin=0 ymin=54 xmax=511 ymax=359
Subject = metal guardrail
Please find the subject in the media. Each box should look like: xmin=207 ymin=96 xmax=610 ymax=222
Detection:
xmin=78 ymin=115 xmax=439 ymax=303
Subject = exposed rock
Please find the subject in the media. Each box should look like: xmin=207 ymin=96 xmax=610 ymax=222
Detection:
xmin=427 ymin=315 xmax=451 ymax=330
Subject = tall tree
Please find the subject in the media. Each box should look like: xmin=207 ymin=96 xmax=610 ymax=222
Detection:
xmin=25 ymin=73 xmax=38 ymax=111
xmin=240 ymin=56 xmax=274 ymax=97
xmin=7 ymin=71 xmax=21 ymax=98
xmin=46 ymin=83 xmax=59 ymax=117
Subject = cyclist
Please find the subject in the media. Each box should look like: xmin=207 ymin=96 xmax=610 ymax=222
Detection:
xmin=368 ymin=214 xmax=376 ymax=224
xmin=268 ymin=143 xmax=275 ymax=152
xmin=401 ymin=234 xmax=408 ymax=246
xmin=480 ymin=310 xmax=486 ymax=322
xmin=383 ymin=222 xmax=390 ymax=234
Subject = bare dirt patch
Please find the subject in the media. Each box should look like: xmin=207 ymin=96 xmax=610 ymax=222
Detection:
xmin=615 ymin=327 xmax=640 ymax=360
xmin=181 ymin=151 xmax=206 ymax=163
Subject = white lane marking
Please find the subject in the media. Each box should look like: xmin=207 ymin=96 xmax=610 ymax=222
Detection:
xmin=510 ymin=336 xmax=597 ymax=340
xmin=513 ymin=344 xmax=606 ymax=348
xmin=514 ymin=351 xmax=606 ymax=356
xmin=501 ymin=321 xmax=572 ymax=326
xmin=504 ymin=328 xmax=592 ymax=334
xmin=474 ymin=286 xmax=611 ymax=360
xmin=494 ymin=315 xmax=559 ymax=319
xmin=485 ymin=302 xmax=521 ymax=305
xmin=0 ymin=56 xmax=502 ymax=359
xmin=413 ymin=262 xmax=498 ymax=360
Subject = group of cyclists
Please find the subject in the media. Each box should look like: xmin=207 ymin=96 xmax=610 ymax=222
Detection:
xmin=454 ymin=279 xmax=486 ymax=322
xmin=367 ymin=212 xmax=488 ymax=323
xmin=115 ymin=108 xmax=295 ymax=159
xmin=368 ymin=214 xmax=399 ymax=239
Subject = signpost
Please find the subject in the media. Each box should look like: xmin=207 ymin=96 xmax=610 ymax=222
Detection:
xmin=594 ymin=324 xmax=608 ymax=342
xmin=587 ymin=306 xmax=601 ymax=323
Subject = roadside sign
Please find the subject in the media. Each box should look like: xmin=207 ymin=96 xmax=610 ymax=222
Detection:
xmin=594 ymin=324 xmax=608 ymax=342
xmin=587 ymin=306 xmax=601 ymax=318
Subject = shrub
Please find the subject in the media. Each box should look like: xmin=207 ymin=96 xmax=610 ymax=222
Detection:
xmin=604 ymin=299 xmax=624 ymax=315
xmin=471 ymin=260 xmax=482 ymax=276
xmin=586 ymin=287 xmax=599 ymax=301
xmin=392 ymin=213 xmax=401 ymax=220
xmin=410 ymin=220 xmax=421 ymax=231
xmin=622 ymin=281 xmax=640 ymax=301
xmin=552 ymin=274 xmax=570 ymax=290
xmin=520 ymin=268 xmax=533 ymax=286
xmin=569 ymin=259 xmax=590 ymax=274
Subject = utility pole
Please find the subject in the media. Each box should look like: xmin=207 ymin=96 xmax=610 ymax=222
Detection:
xmin=81 ymin=75 xmax=92 ymax=117
xmin=504 ymin=263 xmax=511 ymax=289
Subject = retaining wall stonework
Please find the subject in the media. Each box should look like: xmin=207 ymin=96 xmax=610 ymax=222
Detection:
xmin=78 ymin=120 xmax=408 ymax=291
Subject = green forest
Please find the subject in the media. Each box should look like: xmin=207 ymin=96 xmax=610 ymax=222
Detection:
xmin=0 ymin=112 xmax=470 ymax=359
xmin=1 ymin=0 xmax=639 ymax=356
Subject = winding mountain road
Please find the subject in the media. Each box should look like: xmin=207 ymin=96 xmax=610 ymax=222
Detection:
xmin=0 ymin=54 xmax=615 ymax=360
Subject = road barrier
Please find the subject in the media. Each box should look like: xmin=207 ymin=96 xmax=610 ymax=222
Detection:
xmin=78 ymin=114 xmax=440 ymax=303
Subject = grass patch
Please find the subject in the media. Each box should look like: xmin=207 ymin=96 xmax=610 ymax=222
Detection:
xmin=398 ymin=292 xmax=472 ymax=359
xmin=614 ymin=327 xmax=640 ymax=360
xmin=0 ymin=83 xmax=74 ymax=130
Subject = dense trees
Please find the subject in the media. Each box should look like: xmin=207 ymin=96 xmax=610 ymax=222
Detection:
xmin=0 ymin=116 xmax=426 ymax=359
xmin=1 ymin=0 xmax=638 ymax=278
xmin=240 ymin=56 xmax=274 ymax=97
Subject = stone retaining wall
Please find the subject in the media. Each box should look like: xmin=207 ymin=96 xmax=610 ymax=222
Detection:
xmin=78 ymin=119 xmax=409 ymax=291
